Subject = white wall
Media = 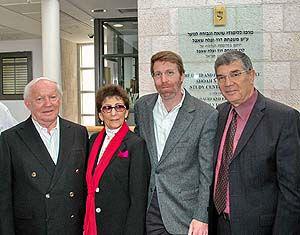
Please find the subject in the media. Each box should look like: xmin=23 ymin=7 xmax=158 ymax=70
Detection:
xmin=0 ymin=39 xmax=42 ymax=122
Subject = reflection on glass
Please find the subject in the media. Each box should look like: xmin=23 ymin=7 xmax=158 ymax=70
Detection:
xmin=103 ymin=21 xmax=138 ymax=55
xmin=100 ymin=19 xmax=138 ymax=124
xmin=126 ymin=79 xmax=139 ymax=110
xmin=103 ymin=57 xmax=138 ymax=109
xmin=104 ymin=58 xmax=119 ymax=85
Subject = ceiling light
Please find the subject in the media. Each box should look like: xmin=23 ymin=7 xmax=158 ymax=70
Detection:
xmin=91 ymin=9 xmax=107 ymax=13
xmin=113 ymin=24 xmax=124 ymax=28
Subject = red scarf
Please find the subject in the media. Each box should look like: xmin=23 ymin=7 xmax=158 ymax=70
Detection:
xmin=84 ymin=122 xmax=129 ymax=235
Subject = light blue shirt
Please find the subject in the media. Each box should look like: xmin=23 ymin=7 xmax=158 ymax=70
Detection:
xmin=153 ymin=89 xmax=185 ymax=161
xmin=32 ymin=117 xmax=60 ymax=165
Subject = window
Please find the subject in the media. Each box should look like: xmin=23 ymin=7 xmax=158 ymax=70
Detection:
xmin=94 ymin=18 xmax=138 ymax=125
xmin=78 ymin=44 xmax=96 ymax=126
xmin=0 ymin=51 xmax=32 ymax=100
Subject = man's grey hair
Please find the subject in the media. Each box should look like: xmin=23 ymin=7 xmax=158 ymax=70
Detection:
xmin=214 ymin=51 xmax=253 ymax=73
xmin=23 ymin=77 xmax=63 ymax=100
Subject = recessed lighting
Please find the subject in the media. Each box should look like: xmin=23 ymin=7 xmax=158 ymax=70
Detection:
xmin=113 ymin=24 xmax=124 ymax=28
xmin=91 ymin=9 xmax=107 ymax=13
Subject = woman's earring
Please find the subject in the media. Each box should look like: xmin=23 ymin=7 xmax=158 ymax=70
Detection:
xmin=98 ymin=118 xmax=103 ymax=125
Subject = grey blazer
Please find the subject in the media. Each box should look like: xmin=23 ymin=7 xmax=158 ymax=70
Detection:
xmin=134 ymin=90 xmax=218 ymax=234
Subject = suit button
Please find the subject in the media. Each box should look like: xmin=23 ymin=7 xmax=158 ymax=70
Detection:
xmin=155 ymin=169 xmax=159 ymax=174
xmin=31 ymin=171 xmax=37 ymax=178
xmin=69 ymin=192 xmax=74 ymax=197
xmin=95 ymin=187 xmax=99 ymax=193
xmin=75 ymin=168 xmax=80 ymax=174
xmin=96 ymin=208 xmax=101 ymax=213
xmin=45 ymin=193 xmax=50 ymax=199
xmin=70 ymin=214 xmax=75 ymax=218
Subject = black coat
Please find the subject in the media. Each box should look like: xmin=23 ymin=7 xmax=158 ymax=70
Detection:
xmin=89 ymin=130 xmax=150 ymax=235
xmin=0 ymin=117 xmax=89 ymax=235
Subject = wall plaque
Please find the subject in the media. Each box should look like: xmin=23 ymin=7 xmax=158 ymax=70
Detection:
xmin=178 ymin=5 xmax=264 ymax=107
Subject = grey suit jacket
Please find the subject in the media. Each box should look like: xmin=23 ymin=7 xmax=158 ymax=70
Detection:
xmin=0 ymin=117 xmax=89 ymax=235
xmin=209 ymin=92 xmax=300 ymax=235
xmin=134 ymin=90 xmax=218 ymax=234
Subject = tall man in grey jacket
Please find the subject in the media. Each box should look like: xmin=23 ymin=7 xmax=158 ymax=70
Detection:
xmin=134 ymin=51 xmax=218 ymax=235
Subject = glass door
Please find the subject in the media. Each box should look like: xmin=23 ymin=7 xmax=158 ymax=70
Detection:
xmin=94 ymin=18 xmax=138 ymax=124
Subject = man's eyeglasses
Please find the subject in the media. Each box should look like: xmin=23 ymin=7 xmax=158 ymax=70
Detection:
xmin=216 ymin=70 xmax=251 ymax=83
xmin=152 ymin=70 xmax=176 ymax=79
xmin=101 ymin=104 xmax=127 ymax=113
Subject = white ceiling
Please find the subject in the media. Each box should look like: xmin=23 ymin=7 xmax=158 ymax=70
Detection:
xmin=0 ymin=0 xmax=137 ymax=43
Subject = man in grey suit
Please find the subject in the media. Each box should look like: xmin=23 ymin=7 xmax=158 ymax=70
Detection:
xmin=134 ymin=51 xmax=218 ymax=235
xmin=210 ymin=51 xmax=300 ymax=234
xmin=0 ymin=77 xmax=88 ymax=234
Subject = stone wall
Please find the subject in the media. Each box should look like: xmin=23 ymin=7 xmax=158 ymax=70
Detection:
xmin=138 ymin=0 xmax=300 ymax=110
xmin=61 ymin=38 xmax=79 ymax=122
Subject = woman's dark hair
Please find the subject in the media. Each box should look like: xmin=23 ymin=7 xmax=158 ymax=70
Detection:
xmin=96 ymin=84 xmax=129 ymax=113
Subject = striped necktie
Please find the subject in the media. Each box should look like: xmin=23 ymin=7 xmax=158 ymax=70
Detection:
xmin=214 ymin=109 xmax=238 ymax=214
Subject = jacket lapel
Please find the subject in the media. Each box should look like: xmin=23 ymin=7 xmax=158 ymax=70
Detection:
xmin=17 ymin=117 xmax=55 ymax=175
xmin=109 ymin=136 xmax=129 ymax=165
xmin=143 ymin=94 xmax=159 ymax=165
xmin=230 ymin=92 xmax=265 ymax=163
xmin=91 ymin=132 xmax=129 ymax=173
xmin=158 ymin=92 xmax=194 ymax=164
xmin=213 ymin=103 xmax=231 ymax=167
xmin=49 ymin=118 xmax=74 ymax=190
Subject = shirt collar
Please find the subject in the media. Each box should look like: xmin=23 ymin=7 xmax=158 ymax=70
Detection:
xmin=157 ymin=88 xmax=185 ymax=113
xmin=105 ymin=126 xmax=121 ymax=138
xmin=32 ymin=117 xmax=59 ymax=134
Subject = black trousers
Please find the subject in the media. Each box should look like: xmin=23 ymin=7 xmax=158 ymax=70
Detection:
xmin=217 ymin=213 xmax=231 ymax=235
xmin=146 ymin=190 xmax=171 ymax=235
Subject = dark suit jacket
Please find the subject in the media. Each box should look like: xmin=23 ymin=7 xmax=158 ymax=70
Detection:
xmin=134 ymin=91 xmax=218 ymax=234
xmin=209 ymin=92 xmax=300 ymax=235
xmin=89 ymin=130 xmax=150 ymax=235
xmin=0 ymin=117 xmax=89 ymax=235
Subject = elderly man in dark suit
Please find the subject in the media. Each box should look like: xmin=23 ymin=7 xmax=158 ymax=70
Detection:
xmin=134 ymin=51 xmax=218 ymax=235
xmin=209 ymin=51 xmax=300 ymax=234
xmin=0 ymin=77 xmax=88 ymax=235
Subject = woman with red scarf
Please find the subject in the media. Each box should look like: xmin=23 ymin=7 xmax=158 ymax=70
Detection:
xmin=84 ymin=85 xmax=150 ymax=235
